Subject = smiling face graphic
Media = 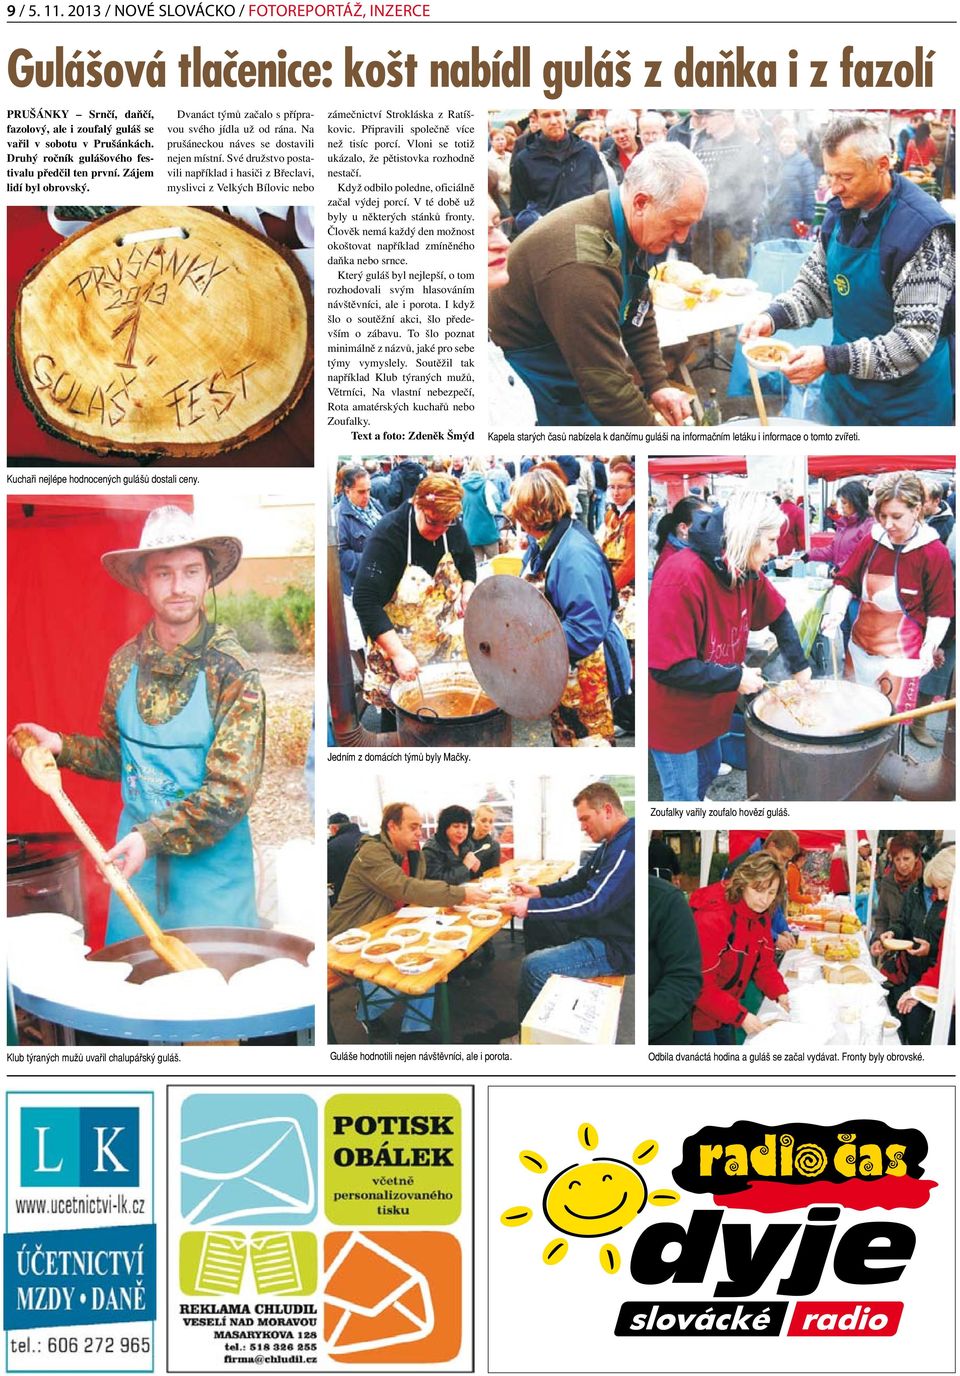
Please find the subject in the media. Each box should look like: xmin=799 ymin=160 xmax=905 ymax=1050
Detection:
xmin=501 ymin=1125 xmax=680 ymax=1272
xmin=543 ymin=1158 xmax=647 ymax=1238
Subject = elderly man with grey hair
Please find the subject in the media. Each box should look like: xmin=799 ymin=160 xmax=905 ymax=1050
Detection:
xmin=605 ymin=108 xmax=641 ymax=176
xmin=638 ymin=110 xmax=668 ymax=149
xmin=488 ymin=141 xmax=708 ymax=426
xmin=740 ymin=112 xmax=955 ymax=426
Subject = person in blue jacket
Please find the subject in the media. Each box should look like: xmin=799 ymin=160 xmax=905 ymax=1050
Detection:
xmin=337 ymin=463 xmax=385 ymax=668
xmin=506 ymin=466 xmax=631 ymax=745
xmin=384 ymin=458 xmax=428 ymax=510
xmin=509 ymin=108 xmax=609 ymax=232
xmin=337 ymin=465 xmax=385 ymax=597
xmin=460 ymin=457 xmax=502 ymax=558
xmin=505 ymin=782 xmax=635 ymax=1021
xmin=764 ymin=128 xmax=817 ymax=237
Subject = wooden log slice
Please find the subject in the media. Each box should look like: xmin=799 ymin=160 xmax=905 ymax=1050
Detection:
xmin=13 ymin=206 xmax=313 ymax=460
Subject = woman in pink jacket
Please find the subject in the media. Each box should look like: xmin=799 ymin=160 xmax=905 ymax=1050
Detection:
xmin=804 ymin=480 xmax=873 ymax=572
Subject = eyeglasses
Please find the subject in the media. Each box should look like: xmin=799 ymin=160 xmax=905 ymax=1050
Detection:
xmin=489 ymin=216 xmax=514 ymax=237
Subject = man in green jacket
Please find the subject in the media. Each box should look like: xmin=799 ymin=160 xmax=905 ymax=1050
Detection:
xmin=330 ymin=802 xmax=487 ymax=1042
xmin=489 ymin=141 xmax=707 ymax=427
xmin=648 ymin=875 xmax=703 ymax=1044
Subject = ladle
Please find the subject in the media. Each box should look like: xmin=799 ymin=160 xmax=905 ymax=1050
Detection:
xmin=467 ymin=682 xmax=486 ymax=714
xmin=760 ymin=678 xmax=811 ymax=729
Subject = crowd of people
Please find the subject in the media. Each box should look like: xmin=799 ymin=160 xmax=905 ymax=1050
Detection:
xmin=327 ymin=782 xmax=635 ymax=1043
xmin=648 ymin=829 xmax=953 ymax=1046
xmin=487 ymin=107 xmax=955 ymax=427
xmin=333 ymin=456 xmax=635 ymax=744
xmin=648 ymin=470 xmax=956 ymax=800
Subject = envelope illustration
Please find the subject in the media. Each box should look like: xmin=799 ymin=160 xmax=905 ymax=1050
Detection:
xmin=181 ymin=1115 xmax=316 ymax=1226
xmin=323 ymin=1232 xmax=434 ymax=1356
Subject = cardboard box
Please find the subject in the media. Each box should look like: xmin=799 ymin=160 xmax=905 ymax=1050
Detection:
xmin=520 ymin=975 xmax=623 ymax=1046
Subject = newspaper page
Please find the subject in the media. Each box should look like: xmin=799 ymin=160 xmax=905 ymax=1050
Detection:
xmin=1 ymin=2 xmax=957 ymax=1375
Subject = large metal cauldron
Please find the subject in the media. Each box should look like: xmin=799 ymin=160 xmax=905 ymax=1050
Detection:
xmin=7 ymin=833 xmax=85 ymax=927
xmin=744 ymin=679 xmax=899 ymax=800
xmin=390 ymin=662 xmax=512 ymax=747
xmin=89 ymin=926 xmax=313 ymax=984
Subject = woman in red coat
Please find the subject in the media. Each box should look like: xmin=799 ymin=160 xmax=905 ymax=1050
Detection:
xmin=902 ymin=121 xmax=938 ymax=173
xmin=689 ymin=850 xmax=790 ymax=1044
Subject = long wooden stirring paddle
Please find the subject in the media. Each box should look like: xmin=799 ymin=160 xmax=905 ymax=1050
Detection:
xmin=850 ymin=697 xmax=955 ymax=735
xmin=13 ymin=728 xmax=207 ymax=973
xmin=747 ymin=361 xmax=769 ymax=427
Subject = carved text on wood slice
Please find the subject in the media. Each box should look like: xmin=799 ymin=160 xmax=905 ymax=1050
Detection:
xmin=13 ymin=206 xmax=313 ymax=459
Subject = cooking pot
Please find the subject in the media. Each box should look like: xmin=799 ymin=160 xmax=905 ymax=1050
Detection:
xmin=89 ymin=926 xmax=313 ymax=984
xmin=7 ymin=833 xmax=85 ymax=926
xmin=744 ymin=679 xmax=899 ymax=801
xmin=747 ymin=678 xmax=893 ymax=745
xmin=390 ymin=662 xmax=511 ymax=747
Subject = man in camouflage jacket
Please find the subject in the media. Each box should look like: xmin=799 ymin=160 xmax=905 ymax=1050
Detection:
xmin=10 ymin=506 xmax=264 ymax=940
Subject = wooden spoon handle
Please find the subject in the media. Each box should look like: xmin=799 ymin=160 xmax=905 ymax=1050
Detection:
xmin=747 ymin=362 xmax=769 ymax=427
xmin=42 ymin=787 xmax=168 ymax=944
xmin=853 ymin=697 xmax=955 ymax=733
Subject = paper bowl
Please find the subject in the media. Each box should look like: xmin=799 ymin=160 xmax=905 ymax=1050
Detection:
xmin=464 ymin=906 xmax=504 ymax=928
xmin=425 ymin=926 xmax=472 ymax=952
xmin=330 ymin=928 xmax=370 ymax=954
xmin=390 ymin=951 xmax=438 ymax=976
xmin=743 ymin=339 xmax=793 ymax=373
xmin=387 ymin=924 xmax=429 ymax=946
xmin=361 ymin=939 xmax=405 ymax=964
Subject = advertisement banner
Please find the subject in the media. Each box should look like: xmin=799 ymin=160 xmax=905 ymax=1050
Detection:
xmin=4 ymin=1091 xmax=155 ymax=1373
xmin=489 ymin=1083 xmax=955 ymax=1373
xmin=166 ymin=1084 xmax=472 ymax=1373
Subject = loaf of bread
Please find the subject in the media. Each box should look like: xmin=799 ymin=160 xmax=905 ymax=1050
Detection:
xmin=823 ymin=964 xmax=871 ymax=985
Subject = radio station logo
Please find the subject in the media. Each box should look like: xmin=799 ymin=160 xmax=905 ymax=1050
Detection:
xmin=500 ymin=1117 xmax=936 ymax=1341
xmin=672 ymin=1118 xmax=934 ymax=1210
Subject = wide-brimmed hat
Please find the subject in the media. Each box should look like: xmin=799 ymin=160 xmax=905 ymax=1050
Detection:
xmin=101 ymin=505 xmax=242 ymax=592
